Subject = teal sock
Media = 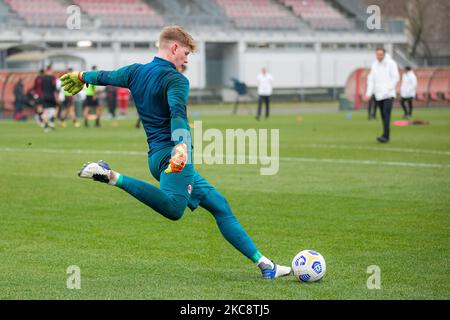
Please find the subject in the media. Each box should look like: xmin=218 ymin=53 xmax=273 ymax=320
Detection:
xmin=116 ymin=174 xmax=124 ymax=187
xmin=251 ymin=251 xmax=263 ymax=263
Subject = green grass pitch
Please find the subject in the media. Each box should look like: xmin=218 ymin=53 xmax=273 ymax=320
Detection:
xmin=0 ymin=104 xmax=449 ymax=299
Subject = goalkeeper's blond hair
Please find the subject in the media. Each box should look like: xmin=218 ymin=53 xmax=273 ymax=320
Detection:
xmin=159 ymin=25 xmax=197 ymax=52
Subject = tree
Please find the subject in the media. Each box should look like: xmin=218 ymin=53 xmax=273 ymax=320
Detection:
xmin=405 ymin=0 xmax=429 ymax=58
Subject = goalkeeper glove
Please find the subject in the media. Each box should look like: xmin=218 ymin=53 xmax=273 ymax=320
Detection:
xmin=164 ymin=143 xmax=188 ymax=174
xmin=60 ymin=71 xmax=86 ymax=96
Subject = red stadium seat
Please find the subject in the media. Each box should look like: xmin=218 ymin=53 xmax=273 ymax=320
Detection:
xmin=215 ymin=0 xmax=298 ymax=29
xmin=4 ymin=0 xmax=164 ymax=28
xmin=278 ymin=0 xmax=353 ymax=30
xmin=414 ymin=68 xmax=437 ymax=104
xmin=5 ymin=0 xmax=68 ymax=27
xmin=429 ymin=69 xmax=450 ymax=100
xmin=428 ymin=69 xmax=450 ymax=106
xmin=73 ymin=0 xmax=164 ymax=27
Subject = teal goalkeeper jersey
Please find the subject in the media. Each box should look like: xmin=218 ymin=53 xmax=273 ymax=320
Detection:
xmin=82 ymin=57 xmax=190 ymax=155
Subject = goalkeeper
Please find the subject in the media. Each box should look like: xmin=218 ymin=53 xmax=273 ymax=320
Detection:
xmin=61 ymin=26 xmax=291 ymax=279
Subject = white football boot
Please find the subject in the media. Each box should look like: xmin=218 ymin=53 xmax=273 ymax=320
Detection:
xmin=78 ymin=160 xmax=115 ymax=185
xmin=260 ymin=261 xmax=292 ymax=279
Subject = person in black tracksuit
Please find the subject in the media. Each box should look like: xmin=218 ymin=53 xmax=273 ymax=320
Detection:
xmin=367 ymin=94 xmax=377 ymax=120
xmin=41 ymin=65 xmax=58 ymax=132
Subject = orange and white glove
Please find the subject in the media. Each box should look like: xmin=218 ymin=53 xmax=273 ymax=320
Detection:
xmin=164 ymin=143 xmax=188 ymax=174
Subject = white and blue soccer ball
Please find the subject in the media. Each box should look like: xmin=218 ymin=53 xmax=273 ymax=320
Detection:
xmin=292 ymin=250 xmax=326 ymax=282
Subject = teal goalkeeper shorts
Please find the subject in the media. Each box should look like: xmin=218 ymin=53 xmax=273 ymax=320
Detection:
xmin=148 ymin=146 xmax=215 ymax=211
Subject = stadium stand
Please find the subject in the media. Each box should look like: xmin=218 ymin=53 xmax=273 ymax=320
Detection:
xmin=72 ymin=0 xmax=164 ymax=28
xmin=1 ymin=0 xmax=358 ymax=31
xmin=278 ymin=0 xmax=354 ymax=30
xmin=333 ymin=0 xmax=366 ymax=21
xmin=334 ymin=0 xmax=404 ymax=33
xmin=149 ymin=0 xmax=228 ymax=29
xmin=4 ymin=0 xmax=68 ymax=27
xmin=345 ymin=67 xmax=450 ymax=110
xmin=0 ymin=0 xmax=430 ymax=111
xmin=214 ymin=0 xmax=299 ymax=30
xmin=0 ymin=0 xmax=24 ymax=28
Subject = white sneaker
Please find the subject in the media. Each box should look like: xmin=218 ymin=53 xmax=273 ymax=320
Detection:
xmin=78 ymin=160 xmax=113 ymax=184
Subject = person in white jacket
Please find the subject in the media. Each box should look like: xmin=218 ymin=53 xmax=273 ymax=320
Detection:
xmin=256 ymin=68 xmax=273 ymax=120
xmin=366 ymin=48 xmax=400 ymax=143
xmin=400 ymin=66 xmax=417 ymax=119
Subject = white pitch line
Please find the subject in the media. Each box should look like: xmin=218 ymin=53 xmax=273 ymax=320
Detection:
xmin=1 ymin=147 xmax=449 ymax=169
xmin=0 ymin=147 xmax=144 ymax=156
xmin=298 ymin=143 xmax=450 ymax=156
xmin=276 ymin=156 xmax=450 ymax=169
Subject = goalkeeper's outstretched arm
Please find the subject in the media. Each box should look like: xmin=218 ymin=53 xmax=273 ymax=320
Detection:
xmin=60 ymin=64 xmax=141 ymax=95
xmin=164 ymin=74 xmax=190 ymax=174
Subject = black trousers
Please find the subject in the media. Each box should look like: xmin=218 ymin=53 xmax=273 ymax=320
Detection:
xmin=377 ymin=98 xmax=393 ymax=140
xmin=257 ymin=95 xmax=270 ymax=119
xmin=400 ymin=97 xmax=413 ymax=117
xmin=107 ymin=99 xmax=117 ymax=118
xmin=368 ymin=95 xmax=377 ymax=119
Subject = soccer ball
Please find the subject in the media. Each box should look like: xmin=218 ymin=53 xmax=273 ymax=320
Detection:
xmin=292 ymin=250 xmax=326 ymax=282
